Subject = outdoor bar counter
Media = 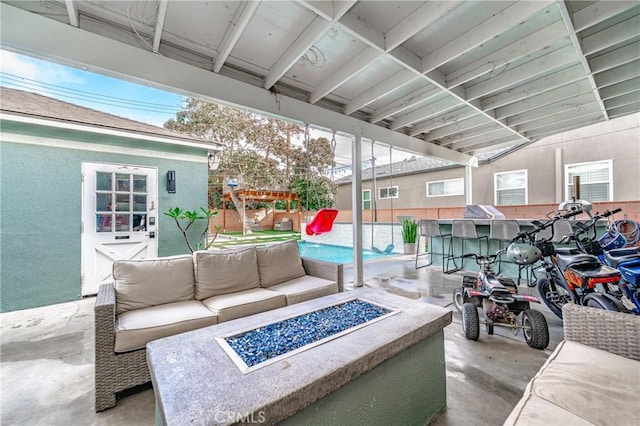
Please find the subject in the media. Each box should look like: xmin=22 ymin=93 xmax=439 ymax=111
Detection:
xmin=423 ymin=218 xmax=607 ymax=276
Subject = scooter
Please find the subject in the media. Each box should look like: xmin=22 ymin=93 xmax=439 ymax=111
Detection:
xmin=534 ymin=210 xmax=625 ymax=319
xmin=570 ymin=209 xmax=640 ymax=314
xmin=453 ymin=250 xmax=549 ymax=350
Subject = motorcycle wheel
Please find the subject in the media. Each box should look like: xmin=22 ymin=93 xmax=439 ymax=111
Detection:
xmin=462 ymin=302 xmax=480 ymax=341
xmin=522 ymin=310 xmax=549 ymax=350
xmin=452 ymin=288 xmax=465 ymax=314
xmin=537 ymin=276 xmax=574 ymax=319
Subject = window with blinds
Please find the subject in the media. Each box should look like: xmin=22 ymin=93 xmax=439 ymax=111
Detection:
xmin=427 ymin=178 xmax=464 ymax=197
xmin=566 ymin=160 xmax=612 ymax=202
xmin=494 ymin=170 xmax=527 ymax=205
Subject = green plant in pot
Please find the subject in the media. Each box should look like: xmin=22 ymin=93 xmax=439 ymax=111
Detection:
xmin=402 ymin=219 xmax=418 ymax=254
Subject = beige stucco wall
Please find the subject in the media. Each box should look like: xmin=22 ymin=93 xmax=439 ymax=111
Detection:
xmin=336 ymin=114 xmax=640 ymax=210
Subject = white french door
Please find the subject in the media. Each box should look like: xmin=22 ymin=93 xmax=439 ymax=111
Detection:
xmin=81 ymin=162 xmax=158 ymax=295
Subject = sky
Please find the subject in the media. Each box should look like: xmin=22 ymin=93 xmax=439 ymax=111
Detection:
xmin=0 ymin=49 xmax=185 ymax=127
xmin=0 ymin=49 xmax=415 ymax=171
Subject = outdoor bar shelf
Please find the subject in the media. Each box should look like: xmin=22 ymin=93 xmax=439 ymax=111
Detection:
xmin=147 ymin=288 xmax=452 ymax=426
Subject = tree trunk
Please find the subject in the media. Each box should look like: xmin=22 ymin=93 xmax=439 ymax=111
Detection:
xmin=228 ymin=189 xmax=253 ymax=235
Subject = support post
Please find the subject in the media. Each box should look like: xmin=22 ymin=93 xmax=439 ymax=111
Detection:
xmin=465 ymin=165 xmax=473 ymax=205
xmin=352 ymin=135 xmax=364 ymax=288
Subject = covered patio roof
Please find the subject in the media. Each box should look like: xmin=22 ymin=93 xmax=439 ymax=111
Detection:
xmin=2 ymin=1 xmax=638 ymax=166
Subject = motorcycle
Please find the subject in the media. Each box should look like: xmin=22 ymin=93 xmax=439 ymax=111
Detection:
xmin=533 ymin=210 xmax=625 ymax=318
xmin=570 ymin=208 xmax=640 ymax=314
xmin=453 ymin=250 xmax=549 ymax=350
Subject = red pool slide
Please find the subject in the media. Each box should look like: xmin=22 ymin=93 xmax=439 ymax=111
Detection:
xmin=305 ymin=209 xmax=339 ymax=236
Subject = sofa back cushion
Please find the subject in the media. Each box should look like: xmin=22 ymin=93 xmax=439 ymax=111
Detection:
xmin=113 ymin=255 xmax=195 ymax=315
xmin=256 ymin=240 xmax=306 ymax=287
xmin=194 ymin=247 xmax=260 ymax=300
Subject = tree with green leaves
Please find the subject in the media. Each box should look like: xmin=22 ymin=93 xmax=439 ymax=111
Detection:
xmin=165 ymin=98 xmax=336 ymax=212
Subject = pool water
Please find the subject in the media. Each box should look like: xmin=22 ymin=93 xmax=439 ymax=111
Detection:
xmin=298 ymin=241 xmax=387 ymax=263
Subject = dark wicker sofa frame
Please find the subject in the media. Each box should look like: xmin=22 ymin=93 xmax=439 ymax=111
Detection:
xmin=94 ymin=256 xmax=343 ymax=412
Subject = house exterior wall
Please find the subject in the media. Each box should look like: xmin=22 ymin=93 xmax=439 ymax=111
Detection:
xmin=336 ymin=115 xmax=639 ymax=211
xmin=0 ymin=123 xmax=208 ymax=312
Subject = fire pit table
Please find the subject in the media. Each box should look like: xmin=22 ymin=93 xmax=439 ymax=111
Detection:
xmin=147 ymin=288 xmax=452 ymax=425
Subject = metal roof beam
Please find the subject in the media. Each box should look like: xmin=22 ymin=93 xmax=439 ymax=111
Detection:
xmin=65 ymin=0 xmax=79 ymax=27
xmin=421 ymin=1 xmax=555 ymax=73
xmin=445 ymin=19 xmax=568 ymax=88
xmin=213 ymin=1 xmax=260 ymax=73
xmin=467 ymin=45 xmax=579 ymax=101
xmin=573 ymin=1 xmax=639 ymax=32
xmin=369 ymin=85 xmax=440 ymax=124
xmin=590 ymin=41 xmax=640 ymax=73
xmin=390 ymin=97 xmax=461 ymax=130
xmin=424 ymin=115 xmax=488 ymax=141
xmin=582 ymin=15 xmax=640 ymax=55
xmin=525 ymin=113 xmax=605 ymax=139
xmin=506 ymin=92 xmax=597 ymax=126
xmin=449 ymin=132 xmax=514 ymax=151
xmin=309 ymin=48 xmax=379 ymax=104
xmin=595 ymin=61 xmax=640 ymax=88
xmin=152 ymin=0 xmax=169 ymax=53
xmin=0 ymin=3 xmax=474 ymax=166
xmin=263 ymin=0 xmax=356 ymax=90
xmin=557 ymin=1 xmax=608 ymax=121
xmin=482 ymin=64 xmax=585 ymax=111
xmin=600 ymin=77 xmax=640 ymax=100
xmin=409 ymin=107 xmax=478 ymax=136
xmin=495 ymin=79 xmax=593 ymax=119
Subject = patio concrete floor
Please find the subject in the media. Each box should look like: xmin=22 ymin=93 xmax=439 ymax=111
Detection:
xmin=0 ymin=255 xmax=562 ymax=425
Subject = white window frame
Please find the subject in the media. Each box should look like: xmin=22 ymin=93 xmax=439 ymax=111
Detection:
xmin=378 ymin=186 xmax=398 ymax=200
xmin=362 ymin=189 xmax=371 ymax=210
xmin=426 ymin=178 xmax=464 ymax=197
xmin=564 ymin=160 xmax=613 ymax=201
xmin=494 ymin=169 xmax=528 ymax=206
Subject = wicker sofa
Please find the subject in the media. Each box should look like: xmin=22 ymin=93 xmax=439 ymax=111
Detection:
xmin=94 ymin=240 xmax=343 ymax=412
xmin=504 ymin=304 xmax=640 ymax=425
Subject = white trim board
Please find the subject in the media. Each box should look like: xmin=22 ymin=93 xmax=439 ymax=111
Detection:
xmin=1 ymin=133 xmax=207 ymax=164
xmin=1 ymin=113 xmax=218 ymax=152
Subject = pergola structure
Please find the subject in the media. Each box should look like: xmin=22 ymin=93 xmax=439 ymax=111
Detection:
xmin=221 ymin=188 xmax=300 ymax=232
xmin=2 ymin=1 xmax=638 ymax=286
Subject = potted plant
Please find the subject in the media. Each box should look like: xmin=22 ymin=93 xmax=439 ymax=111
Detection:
xmin=402 ymin=218 xmax=418 ymax=254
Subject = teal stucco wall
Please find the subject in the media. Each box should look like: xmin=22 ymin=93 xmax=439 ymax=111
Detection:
xmin=1 ymin=128 xmax=209 ymax=312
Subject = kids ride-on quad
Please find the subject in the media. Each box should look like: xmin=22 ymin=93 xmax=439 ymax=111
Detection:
xmin=453 ymin=249 xmax=549 ymax=350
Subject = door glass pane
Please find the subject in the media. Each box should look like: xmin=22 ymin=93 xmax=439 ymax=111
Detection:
xmin=96 ymin=193 xmax=113 ymax=212
xmin=115 ymin=214 xmax=130 ymax=232
xmin=116 ymin=173 xmax=130 ymax=192
xmin=133 ymin=175 xmax=147 ymax=192
xmin=132 ymin=194 xmax=146 ymax=212
xmin=96 ymin=214 xmax=112 ymax=232
xmin=115 ymin=194 xmax=130 ymax=211
xmin=133 ymin=214 xmax=147 ymax=231
xmin=96 ymin=172 xmax=112 ymax=191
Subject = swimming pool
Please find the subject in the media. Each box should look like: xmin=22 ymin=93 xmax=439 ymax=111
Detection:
xmin=298 ymin=241 xmax=387 ymax=263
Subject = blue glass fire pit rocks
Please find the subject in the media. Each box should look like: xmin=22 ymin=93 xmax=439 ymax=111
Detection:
xmin=225 ymin=299 xmax=391 ymax=368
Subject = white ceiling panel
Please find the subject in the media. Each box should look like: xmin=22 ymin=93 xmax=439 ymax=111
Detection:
xmin=1 ymin=0 xmax=638 ymax=165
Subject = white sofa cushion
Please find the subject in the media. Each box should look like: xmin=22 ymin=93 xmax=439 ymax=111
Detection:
xmin=115 ymin=300 xmax=217 ymax=352
xmin=267 ymin=275 xmax=338 ymax=305
xmin=194 ymin=247 xmax=260 ymax=300
xmin=256 ymin=240 xmax=306 ymax=287
xmin=113 ymin=255 xmax=195 ymax=315
xmin=202 ymin=288 xmax=286 ymax=323
xmin=504 ymin=340 xmax=640 ymax=425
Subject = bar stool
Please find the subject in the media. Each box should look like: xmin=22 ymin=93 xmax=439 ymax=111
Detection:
xmin=489 ymin=220 xmax=521 ymax=274
xmin=445 ymin=220 xmax=488 ymax=274
xmin=415 ymin=219 xmax=452 ymax=270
